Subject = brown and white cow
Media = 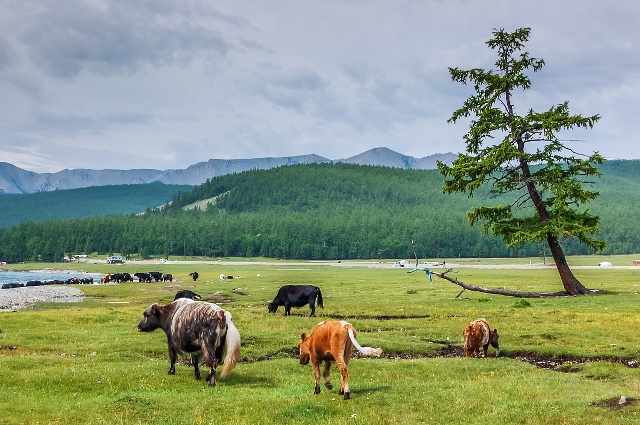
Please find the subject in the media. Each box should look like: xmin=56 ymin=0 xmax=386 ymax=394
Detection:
xmin=137 ymin=298 xmax=241 ymax=386
xmin=463 ymin=318 xmax=500 ymax=358
xmin=299 ymin=320 xmax=382 ymax=400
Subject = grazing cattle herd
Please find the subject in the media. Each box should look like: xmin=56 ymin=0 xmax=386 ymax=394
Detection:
xmin=1 ymin=270 xmax=183 ymax=288
xmin=2 ymin=270 xmax=501 ymax=400
xmin=1 ymin=277 xmax=94 ymax=288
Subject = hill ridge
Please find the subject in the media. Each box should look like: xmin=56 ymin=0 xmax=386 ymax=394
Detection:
xmin=0 ymin=148 xmax=457 ymax=194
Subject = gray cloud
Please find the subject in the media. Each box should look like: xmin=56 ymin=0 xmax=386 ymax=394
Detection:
xmin=11 ymin=1 xmax=231 ymax=79
xmin=0 ymin=0 xmax=638 ymax=172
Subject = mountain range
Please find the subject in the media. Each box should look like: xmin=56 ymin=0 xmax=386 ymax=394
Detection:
xmin=0 ymin=147 xmax=457 ymax=194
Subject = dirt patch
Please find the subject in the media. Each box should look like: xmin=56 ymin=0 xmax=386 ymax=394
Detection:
xmin=358 ymin=343 xmax=640 ymax=371
xmin=207 ymin=295 xmax=233 ymax=304
xmin=509 ymin=351 xmax=640 ymax=371
xmin=324 ymin=313 xmax=434 ymax=320
xmin=593 ymin=396 xmax=638 ymax=410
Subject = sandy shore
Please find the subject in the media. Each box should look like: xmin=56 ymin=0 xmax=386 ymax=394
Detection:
xmin=0 ymin=286 xmax=84 ymax=312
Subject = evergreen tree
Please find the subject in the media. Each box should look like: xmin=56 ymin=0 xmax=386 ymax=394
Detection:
xmin=439 ymin=27 xmax=605 ymax=295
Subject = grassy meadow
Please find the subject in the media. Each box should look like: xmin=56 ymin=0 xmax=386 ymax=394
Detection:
xmin=1 ymin=256 xmax=640 ymax=424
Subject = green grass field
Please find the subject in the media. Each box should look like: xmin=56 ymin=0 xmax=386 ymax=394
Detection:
xmin=1 ymin=257 xmax=640 ymax=424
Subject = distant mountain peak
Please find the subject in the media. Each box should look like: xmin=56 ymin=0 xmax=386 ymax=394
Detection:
xmin=0 ymin=149 xmax=457 ymax=194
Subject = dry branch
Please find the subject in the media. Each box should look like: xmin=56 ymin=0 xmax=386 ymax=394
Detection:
xmin=426 ymin=268 xmax=563 ymax=298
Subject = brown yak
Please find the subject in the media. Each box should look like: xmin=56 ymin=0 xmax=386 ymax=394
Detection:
xmin=463 ymin=318 xmax=500 ymax=358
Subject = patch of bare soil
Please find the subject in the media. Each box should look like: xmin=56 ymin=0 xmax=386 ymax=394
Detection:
xmin=362 ymin=342 xmax=640 ymax=372
xmin=593 ymin=396 xmax=638 ymax=410
xmin=324 ymin=313 xmax=435 ymax=320
xmin=509 ymin=351 xmax=640 ymax=371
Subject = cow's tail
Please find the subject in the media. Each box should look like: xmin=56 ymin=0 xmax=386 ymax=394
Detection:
xmin=220 ymin=311 xmax=241 ymax=377
xmin=316 ymin=287 xmax=324 ymax=308
xmin=347 ymin=327 xmax=382 ymax=357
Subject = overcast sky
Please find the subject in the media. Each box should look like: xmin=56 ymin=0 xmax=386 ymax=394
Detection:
xmin=1 ymin=0 xmax=638 ymax=173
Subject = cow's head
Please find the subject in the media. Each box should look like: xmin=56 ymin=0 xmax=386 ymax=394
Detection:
xmin=298 ymin=332 xmax=310 ymax=365
xmin=137 ymin=303 xmax=162 ymax=332
xmin=267 ymin=302 xmax=278 ymax=313
xmin=489 ymin=328 xmax=500 ymax=356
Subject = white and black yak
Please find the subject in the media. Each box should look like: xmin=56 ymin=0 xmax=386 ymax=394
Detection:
xmin=137 ymin=298 xmax=240 ymax=386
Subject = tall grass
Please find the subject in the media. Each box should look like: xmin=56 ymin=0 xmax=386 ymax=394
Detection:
xmin=1 ymin=259 xmax=640 ymax=424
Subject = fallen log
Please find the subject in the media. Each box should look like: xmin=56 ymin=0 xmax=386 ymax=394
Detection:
xmin=412 ymin=268 xmax=565 ymax=298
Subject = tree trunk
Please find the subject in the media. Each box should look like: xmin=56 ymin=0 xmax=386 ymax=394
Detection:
xmin=516 ymin=152 xmax=590 ymax=296
xmin=547 ymin=233 xmax=589 ymax=295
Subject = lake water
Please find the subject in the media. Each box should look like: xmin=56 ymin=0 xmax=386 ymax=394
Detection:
xmin=0 ymin=270 xmax=99 ymax=285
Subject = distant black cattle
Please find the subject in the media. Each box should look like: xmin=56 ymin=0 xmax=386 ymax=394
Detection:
xmin=111 ymin=273 xmax=127 ymax=282
xmin=134 ymin=272 xmax=151 ymax=282
xmin=2 ymin=282 xmax=24 ymax=289
xmin=174 ymin=290 xmax=202 ymax=300
xmin=163 ymin=273 xmax=173 ymax=282
xmin=109 ymin=273 xmax=134 ymax=282
xmin=189 ymin=272 xmax=199 ymax=281
xmin=149 ymin=271 xmax=163 ymax=282
xmin=268 ymin=285 xmax=324 ymax=316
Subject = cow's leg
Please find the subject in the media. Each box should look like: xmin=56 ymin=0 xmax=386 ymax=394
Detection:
xmin=168 ymin=346 xmax=178 ymax=375
xmin=312 ymin=359 xmax=322 ymax=394
xmin=336 ymin=359 xmax=350 ymax=400
xmin=322 ymin=360 xmax=333 ymax=390
xmin=205 ymin=357 xmax=219 ymax=387
xmin=338 ymin=339 xmax=353 ymax=399
xmin=309 ymin=296 xmax=316 ymax=316
xmin=284 ymin=302 xmax=291 ymax=316
xmin=482 ymin=345 xmax=488 ymax=358
xmin=191 ymin=354 xmax=201 ymax=379
xmin=203 ymin=331 xmax=221 ymax=386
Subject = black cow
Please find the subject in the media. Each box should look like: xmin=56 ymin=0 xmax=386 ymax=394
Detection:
xmin=268 ymin=285 xmax=324 ymax=316
xmin=137 ymin=298 xmax=241 ymax=386
xmin=163 ymin=273 xmax=173 ymax=282
xmin=149 ymin=271 xmax=163 ymax=282
xmin=189 ymin=272 xmax=199 ymax=281
xmin=111 ymin=273 xmax=126 ymax=282
xmin=134 ymin=272 xmax=151 ymax=282
xmin=174 ymin=290 xmax=202 ymax=300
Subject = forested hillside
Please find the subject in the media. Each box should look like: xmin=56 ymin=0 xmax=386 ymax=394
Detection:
xmin=0 ymin=161 xmax=639 ymax=263
xmin=0 ymin=184 xmax=192 ymax=229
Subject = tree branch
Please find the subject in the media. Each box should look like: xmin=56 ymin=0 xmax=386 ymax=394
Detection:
xmin=427 ymin=268 xmax=562 ymax=298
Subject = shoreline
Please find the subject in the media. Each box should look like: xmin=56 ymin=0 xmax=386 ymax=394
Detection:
xmin=0 ymin=285 xmax=84 ymax=312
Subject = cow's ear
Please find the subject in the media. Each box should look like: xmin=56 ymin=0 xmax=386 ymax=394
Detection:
xmin=300 ymin=332 xmax=307 ymax=341
xmin=151 ymin=303 xmax=161 ymax=315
